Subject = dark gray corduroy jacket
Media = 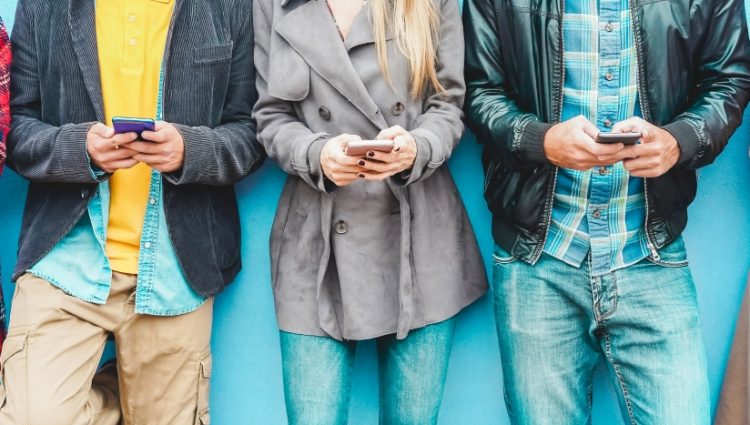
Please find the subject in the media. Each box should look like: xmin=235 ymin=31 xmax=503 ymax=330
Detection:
xmin=8 ymin=0 xmax=264 ymax=296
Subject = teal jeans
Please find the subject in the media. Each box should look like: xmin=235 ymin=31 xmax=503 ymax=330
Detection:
xmin=493 ymin=237 xmax=710 ymax=425
xmin=280 ymin=318 xmax=456 ymax=425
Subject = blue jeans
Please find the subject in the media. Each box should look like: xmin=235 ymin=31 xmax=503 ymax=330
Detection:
xmin=280 ymin=318 xmax=456 ymax=425
xmin=493 ymin=237 xmax=710 ymax=425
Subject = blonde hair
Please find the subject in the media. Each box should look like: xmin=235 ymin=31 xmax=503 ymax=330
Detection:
xmin=371 ymin=0 xmax=445 ymax=98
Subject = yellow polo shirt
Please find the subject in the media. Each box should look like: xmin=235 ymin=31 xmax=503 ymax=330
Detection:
xmin=96 ymin=0 xmax=174 ymax=274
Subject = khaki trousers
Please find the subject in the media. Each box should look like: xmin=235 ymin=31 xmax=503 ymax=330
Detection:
xmin=0 ymin=272 xmax=213 ymax=425
xmin=714 ymin=275 xmax=750 ymax=425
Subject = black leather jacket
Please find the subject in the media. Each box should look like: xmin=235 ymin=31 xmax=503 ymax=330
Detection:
xmin=464 ymin=0 xmax=750 ymax=263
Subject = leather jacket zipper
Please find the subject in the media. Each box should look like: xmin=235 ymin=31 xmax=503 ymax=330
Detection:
xmin=629 ymin=0 xmax=660 ymax=261
xmin=531 ymin=0 xmax=565 ymax=264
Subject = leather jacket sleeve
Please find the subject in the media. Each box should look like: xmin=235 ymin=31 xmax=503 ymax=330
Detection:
xmin=662 ymin=0 xmax=750 ymax=170
xmin=463 ymin=0 xmax=553 ymax=172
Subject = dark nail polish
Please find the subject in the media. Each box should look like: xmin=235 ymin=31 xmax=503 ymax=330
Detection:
xmin=367 ymin=151 xmax=375 ymax=157
xmin=394 ymin=147 xmax=401 ymax=152
xmin=358 ymin=160 xmax=366 ymax=166
xmin=358 ymin=173 xmax=365 ymax=178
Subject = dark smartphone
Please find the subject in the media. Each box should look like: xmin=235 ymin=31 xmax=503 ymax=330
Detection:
xmin=596 ymin=132 xmax=642 ymax=145
xmin=345 ymin=140 xmax=395 ymax=156
xmin=112 ymin=116 xmax=156 ymax=138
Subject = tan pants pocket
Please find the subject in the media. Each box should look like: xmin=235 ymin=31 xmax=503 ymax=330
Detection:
xmin=0 ymin=330 xmax=29 ymax=409
xmin=196 ymin=352 xmax=212 ymax=425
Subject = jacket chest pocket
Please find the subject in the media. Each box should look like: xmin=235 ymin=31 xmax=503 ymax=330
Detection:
xmin=168 ymin=42 xmax=234 ymax=120
xmin=266 ymin=43 xmax=310 ymax=102
xmin=193 ymin=43 xmax=233 ymax=66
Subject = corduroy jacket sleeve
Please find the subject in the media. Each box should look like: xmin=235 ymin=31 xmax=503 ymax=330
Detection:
xmin=8 ymin=0 xmax=101 ymax=184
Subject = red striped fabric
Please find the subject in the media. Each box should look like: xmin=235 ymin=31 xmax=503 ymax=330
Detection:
xmin=0 ymin=18 xmax=8 ymax=351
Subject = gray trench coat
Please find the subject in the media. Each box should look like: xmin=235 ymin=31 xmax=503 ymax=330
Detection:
xmin=253 ymin=0 xmax=488 ymax=340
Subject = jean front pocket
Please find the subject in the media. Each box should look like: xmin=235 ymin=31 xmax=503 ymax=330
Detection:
xmin=647 ymin=236 xmax=689 ymax=268
xmin=492 ymin=244 xmax=519 ymax=265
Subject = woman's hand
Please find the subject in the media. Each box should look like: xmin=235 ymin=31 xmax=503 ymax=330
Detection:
xmin=358 ymin=126 xmax=418 ymax=180
xmin=320 ymin=134 xmax=365 ymax=187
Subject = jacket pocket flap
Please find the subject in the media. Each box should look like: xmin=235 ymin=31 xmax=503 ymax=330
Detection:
xmin=193 ymin=43 xmax=234 ymax=64
xmin=266 ymin=45 xmax=310 ymax=101
xmin=200 ymin=355 xmax=212 ymax=378
xmin=0 ymin=330 xmax=28 ymax=369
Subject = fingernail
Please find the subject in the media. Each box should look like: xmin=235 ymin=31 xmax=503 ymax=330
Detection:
xmin=367 ymin=151 xmax=375 ymax=157
xmin=358 ymin=173 xmax=365 ymax=178
xmin=358 ymin=160 xmax=366 ymax=166
xmin=394 ymin=147 xmax=401 ymax=152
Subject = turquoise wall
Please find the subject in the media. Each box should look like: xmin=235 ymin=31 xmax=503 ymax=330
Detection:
xmin=0 ymin=1 xmax=748 ymax=423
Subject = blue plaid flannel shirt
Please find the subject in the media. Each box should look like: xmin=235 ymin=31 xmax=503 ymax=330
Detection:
xmin=543 ymin=0 xmax=651 ymax=276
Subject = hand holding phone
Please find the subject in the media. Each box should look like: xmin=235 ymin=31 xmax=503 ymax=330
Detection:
xmin=345 ymin=140 xmax=395 ymax=157
xmin=112 ymin=116 xmax=156 ymax=138
xmin=86 ymin=123 xmax=139 ymax=173
xmin=596 ymin=132 xmax=642 ymax=145
xmin=320 ymin=134 xmax=367 ymax=187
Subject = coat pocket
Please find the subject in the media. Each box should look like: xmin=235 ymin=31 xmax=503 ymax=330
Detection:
xmin=492 ymin=244 xmax=519 ymax=265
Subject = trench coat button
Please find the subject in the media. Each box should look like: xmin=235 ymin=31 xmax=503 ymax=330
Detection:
xmin=319 ymin=106 xmax=331 ymax=121
xmin=391 ymin=102 xmax=405 ymax=116
xmin=81 ymin=188 xmax=90 ymax=199
xmin=334 ymin=220 xmax=348 ymax=235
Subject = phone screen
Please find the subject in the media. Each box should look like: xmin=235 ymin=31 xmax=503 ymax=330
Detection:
xmin=596 ymin=132 xmax=642 ymax=145
xmin=112 ymin=117 xmax=156 ymax=136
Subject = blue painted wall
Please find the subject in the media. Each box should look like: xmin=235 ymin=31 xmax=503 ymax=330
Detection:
xmin=0 ymin=1 xmax=748 ymax=423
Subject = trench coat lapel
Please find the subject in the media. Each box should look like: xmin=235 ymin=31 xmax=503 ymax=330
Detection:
xmin=343 ymin=6 xmax=394 ymax=52
xmin=69 ymin=0 xmax=105 ymax=122
xmin=276 ymin=0 xmax=389 ymax=129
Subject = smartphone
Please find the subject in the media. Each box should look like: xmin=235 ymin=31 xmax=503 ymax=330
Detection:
xmin=345 ymin=140 xmax=395 ymax=156
xmin=596 ymin=132 xmax=642 ymax=145
xmin=112 ymin=116 xmax=156 ymax=138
